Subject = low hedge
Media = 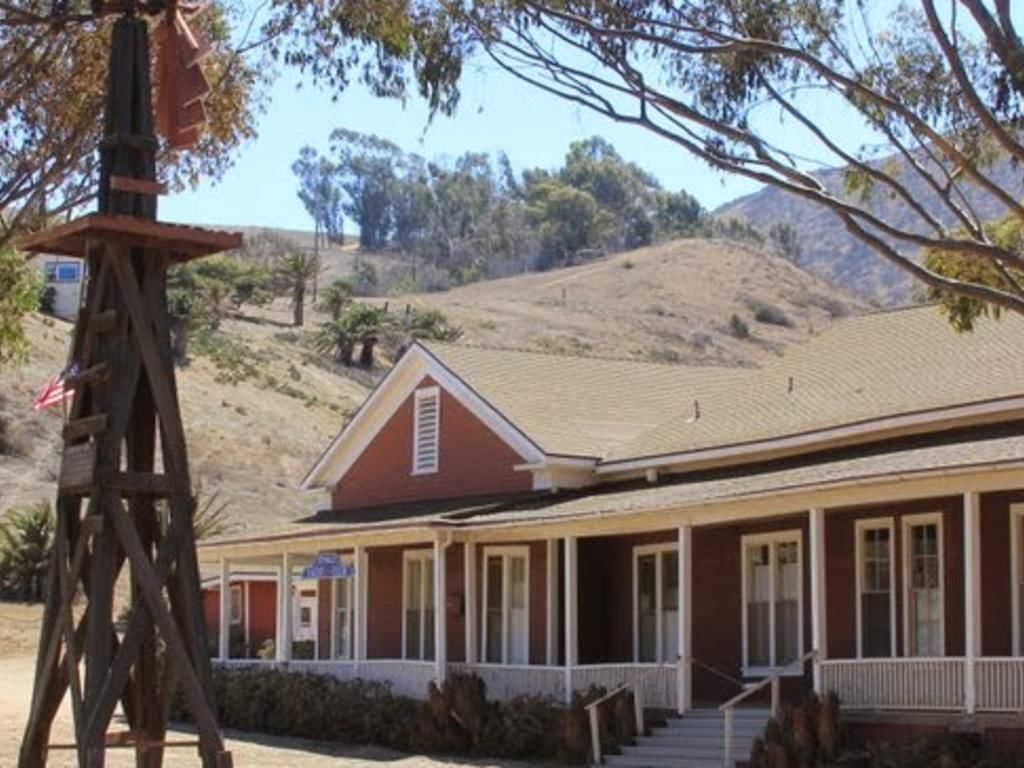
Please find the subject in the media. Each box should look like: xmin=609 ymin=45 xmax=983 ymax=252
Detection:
xmin=172 ymin=667 xmax=631 ymax=762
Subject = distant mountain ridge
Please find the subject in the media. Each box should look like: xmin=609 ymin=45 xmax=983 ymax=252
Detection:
xmin=714 ymin=151 xmax=1024 ymax=305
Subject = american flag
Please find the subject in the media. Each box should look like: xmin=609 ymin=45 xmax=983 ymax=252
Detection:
xmin=32 ymin=362 xmax=79 ymax=412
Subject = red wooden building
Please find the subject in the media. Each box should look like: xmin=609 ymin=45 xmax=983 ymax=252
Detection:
xmin=199 ymin=305 xmax=1024 ymax=762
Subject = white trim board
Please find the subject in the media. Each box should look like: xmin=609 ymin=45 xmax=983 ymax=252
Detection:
xmin=301 ymin=343 xmax=545 ymax=490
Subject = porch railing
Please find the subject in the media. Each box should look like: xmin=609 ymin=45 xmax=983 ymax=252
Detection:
xmin=573 ymin=663 xmax=677 ymax=709
xmin=975 ymin=658 xmax=1024 ymax=712
xmin=819 ymin=657 xmax=963 ymax=711
xmin=448 ymin=663 xmax=567 ymax=701
xmin=584 ymin=684 xmax=644 ymax=766
xmin=720 ymin=649 xmax=817 ymax=768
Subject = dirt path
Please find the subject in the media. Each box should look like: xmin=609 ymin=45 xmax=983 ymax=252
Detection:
xmin=0 ymin=653 xmax=529 ymax=767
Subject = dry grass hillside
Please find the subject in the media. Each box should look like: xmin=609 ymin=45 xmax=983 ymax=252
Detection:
xmin=387 ymin=238 xmax=867 ymax=366
xmin=1 ymin=237 xmax=865 ymax=532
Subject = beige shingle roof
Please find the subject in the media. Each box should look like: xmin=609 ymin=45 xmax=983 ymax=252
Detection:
xmin=428 ymin=306 xmax=1024 ymax=464
xmin=426 ymin=344 xmax=744 ymax=458
xmin=604 ymin=306 xmax=1024 ymax=462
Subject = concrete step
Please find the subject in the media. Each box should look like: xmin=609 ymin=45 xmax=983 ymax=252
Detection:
xmin=624 ymin=744 xmax=745 ymax=759
xmin=604 ymin=755 xmax=723 ymax=768
xmin=639 ymin=734 xmax=756 ymax=749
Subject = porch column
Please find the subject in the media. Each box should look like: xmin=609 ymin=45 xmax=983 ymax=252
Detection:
xmin=354 ymin=545 xmax=367 ymax=664
xmin=564 ymin=536 xmax=578 ymax=705
xmin=810 ymin=508 xmax=827 ymax=692
xmin=434 ymin=535 xmax=448 ymax=683
xmin=464 ymin=542 xmax=477 ymax=664
xmin=218 ymin=557 xmax=230 ymax=661
xmin=964 ymin=492 xmax=982 ymax=714
xmin=677 ymin=525 xmax=692 ymax=714
xmin=276 ymin=551 xmax=293 ymax=662
xmin=546 ymin=539 xmax=559 ymax=666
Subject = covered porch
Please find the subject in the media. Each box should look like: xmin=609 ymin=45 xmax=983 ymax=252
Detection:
xmin=199 ymin=463 xmax=1024 ymax=715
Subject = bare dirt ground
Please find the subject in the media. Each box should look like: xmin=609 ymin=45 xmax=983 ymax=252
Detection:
xmin=0 ymin=605 xmax=530 ymax=768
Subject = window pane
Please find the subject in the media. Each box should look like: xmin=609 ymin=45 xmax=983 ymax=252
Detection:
xmin=486 ymin=556 xmax=504 ymax=663
xmin=637 ymin=554 xmax=657 ymax=662
xmin=774 ymin=542 xmax=799 ymax=665
xmin=860 ymin=527 xmax=891 ymax=658
xmin=336 ymin=579 xmax=352 ymax=659
xmin=747 ymin=544 xmax=771 ymax=667
xmin=908 ymin=523 xmax=942 ymax=656
xmin=662 ymin=552 xmax=679 ymax=663
xmin=508 ymin=556 xmax=528 ymax=664
xmin=423 ymin=608 xmax=435 ymax=661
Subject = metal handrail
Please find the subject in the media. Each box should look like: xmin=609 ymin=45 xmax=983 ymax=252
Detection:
xmin=584 ymin=683 xmax=644 ymax=766
xmin=718 ymin=649 xmax=818 ymax=768
xmin=685 ymin=655 xmax=744 ymax=689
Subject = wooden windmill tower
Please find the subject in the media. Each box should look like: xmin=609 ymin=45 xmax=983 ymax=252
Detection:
xmin=13 ymin=5 xmax=237 ymax=766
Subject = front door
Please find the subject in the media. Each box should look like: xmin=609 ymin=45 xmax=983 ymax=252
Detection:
xmin=293 ymin=588 xmax=317 ymax=643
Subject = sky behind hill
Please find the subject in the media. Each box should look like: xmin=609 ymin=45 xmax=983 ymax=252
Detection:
xmin=160 ymin=13 xmax=884 ymax=235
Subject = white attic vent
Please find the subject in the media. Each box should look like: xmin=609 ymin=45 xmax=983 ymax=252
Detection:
xmin=412 ymin=387 xmax=440 ymax=474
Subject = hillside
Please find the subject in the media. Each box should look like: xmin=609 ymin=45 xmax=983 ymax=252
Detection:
xmin=715 ymin=152 xmax=1024 ymax=305
xmin=0 ymin=237 xmax=865 ymax=532
xmin=386 ymin=238 xmax=868 ymax=367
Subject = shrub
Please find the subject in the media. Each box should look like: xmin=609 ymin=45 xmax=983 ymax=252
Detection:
xmin=175 ymin=667 xmax=621 ymax=762
xmin=747 ymin=299 xmax=793 ymax=327
xmin=0 ymin=501 xmax=54 ymax=601
xmin=729 ymin=313 xmax=751 ymax=339
xmin=749 ymin=691 xmax=843 ymax=768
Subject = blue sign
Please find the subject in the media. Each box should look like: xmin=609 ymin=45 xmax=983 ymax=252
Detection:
xmin=302 ymin=553 xmax=355 ymax=580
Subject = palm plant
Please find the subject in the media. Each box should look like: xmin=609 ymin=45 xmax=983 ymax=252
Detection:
xmin=274 ymin=252 xmax=320 ymax=327
xmin=316 ymin=279 xmax=354 ymax=320
xmin=314 ymin=303 xmax=392 ymax=368
xmin=0 ymin=501 xmax=54 ymax=602
xmin=314 ymin=316 xmax=358 ymax=365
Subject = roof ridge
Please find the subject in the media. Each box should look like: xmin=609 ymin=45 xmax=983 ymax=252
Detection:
xmin=423 ymin=339 xmax=734 ymax=369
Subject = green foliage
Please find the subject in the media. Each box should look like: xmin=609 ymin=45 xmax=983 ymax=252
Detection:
xmin=0 ymin=249 xmax=42 ymax=368
xmin=768 ymin=222 xmax=803 ymax=263
xmin=924 ymin=213 xmax=1024 ymax=332
xmin=172 ymin=667 xmax=600 ymax=761
xmin=294 ymin=133 xmax=707 ymax=285
xmin=0 ymin=501 xmax=54 ymax=602
xmin=275 ymin=252 xmax=320 ymax=327
xmin=317 ymin=279 xmax=354 ymax=320
xmin=729 ymin=313 xmax=751 ymax=339
xmin=401 ymin=307 xmax=463 ymax=343
xmin=747 ymin=298 xmax=793 ymax=327
xmin=167 ymin=256 xmax=272 ymax=362
xmin=314 ymin=302 xmax=392 ymax=367
xmin=38 ymin=285 xmax=56 ymax=316
xmin=293 ymin=146 xmax=344 ymax=246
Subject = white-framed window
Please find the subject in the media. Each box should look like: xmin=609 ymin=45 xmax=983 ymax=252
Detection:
xmin=1011 ymin=504 xmax=1024 ymax=656
xmin=332 ymin=556 xmax=356 ymax=660
xmin=229 ymin=584 xmax=243 ymax=625
xmin=633 ymin=544 xmax=679 ymax=663
xmin=403 ymin=550 xmax=436 ymax=661
xmin=902 ymin=513 xmax=944 ymax=657
xmin=483 ymin=546 xmax=530 ymax=665
xmin=741 ymin=531 xmax=803 ymax=674
xmin=44 ymin=261 xmax=81 ymax=283
xmin=412 ymin=387 xmax=440 ymax=475
xmin=855 ymin=518 xmax=896 ymax=658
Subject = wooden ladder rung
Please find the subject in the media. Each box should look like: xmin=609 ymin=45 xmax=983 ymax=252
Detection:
xmin=109 ymin=175 xmax=167 ymax=196
xmin=73 ymin=363 xmax=108 ymax=386
xmin=63 ymin=414 xmax=107 ymax=440
xmin=89 ymin=310 xmax=118 ymax=334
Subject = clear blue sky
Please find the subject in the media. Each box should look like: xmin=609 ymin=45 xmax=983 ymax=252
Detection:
xmin=160 ymin=61 xmax=766 ymax=232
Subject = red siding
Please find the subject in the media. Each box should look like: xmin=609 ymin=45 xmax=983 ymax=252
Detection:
xmin=367 ymin=546 xmax=406 ymax=659
xmin=980 ymin=491 xmax=1024 ymax=657
xmin=332 ymin=376 xmax=532 ymax=510
xmin=201 ymin=580 xmax=277 ymax=658
xmin=578 ymin=531 xmax=676 ymax=664
xmin=824 ymin=496 xmax=964 ymax=660
xmin=691 ymin=515 xmax=812 ymax=706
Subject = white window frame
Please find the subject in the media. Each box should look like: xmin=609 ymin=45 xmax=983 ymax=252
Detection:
xmin=740 ymin=530 xmax=804 ymax=676
xmin=855 ymin=517 xmax=897 ymax=659
xmin=402 ymin=549 xmax=435 ymax=661
xmin=481 ymin=545 xmax=531 ymax=665
xmin=412 ymin=387 xmax=441 ymax=475
xmin=229 ymin=584 xmax=243 ymax=625
xmin=1012 ymin=504 xmax=1024 ymax=656
xmin=330 ymin=554 xmax=356 ymax=660
xmin=632 ymin=543 xmax=679 ymax=664
xmin=901 ymin=512 xmax=945 ymax=658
